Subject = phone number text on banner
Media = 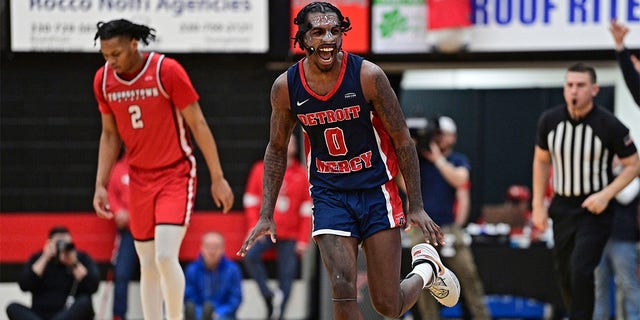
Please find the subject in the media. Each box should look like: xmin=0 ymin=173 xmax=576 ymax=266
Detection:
xmin=10 ymin=0 xmax=269 ymax=53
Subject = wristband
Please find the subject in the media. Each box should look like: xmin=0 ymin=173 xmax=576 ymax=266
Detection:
xmin=435 ymin=157 xmax=447 ymax=168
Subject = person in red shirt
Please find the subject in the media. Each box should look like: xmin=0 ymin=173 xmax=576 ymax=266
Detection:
xmin=91 ymin=19 xmax=234 ymax=320
xmin=242 ymin=134 xmax=312 ymax=320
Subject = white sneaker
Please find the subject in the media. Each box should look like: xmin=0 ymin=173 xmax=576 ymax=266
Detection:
xmin=411 ymin=243 xmax=460 ymax=307
xmin=270 ymin=288 xmax=284 ymax=320
xmin=427 ymin=267 xmax=460 ymax=307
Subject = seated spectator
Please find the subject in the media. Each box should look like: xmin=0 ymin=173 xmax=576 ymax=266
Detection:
xmin=184 ymin=231 xmax=242 ymax=320
xmin=481 ymin=185 xmax=546 ymax=245
xmin=482 ymin=185 xmax=532 ymax=232
xmin=6 ymin=225 xmax=100 ymax=320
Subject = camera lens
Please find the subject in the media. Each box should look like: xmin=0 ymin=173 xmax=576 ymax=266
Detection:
xmin=56 ymin=240 xmax=75 ymax=255
xmin=64 ymin=242 xmax=75 ymax=251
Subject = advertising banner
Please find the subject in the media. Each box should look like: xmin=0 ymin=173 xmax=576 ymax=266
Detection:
xmin=290 ymin=0 xmax=370 ymax=55
xmin=470 ymin=0 xmax=640 ymax=51
xmin=10 ymin=0 xmax=269 ymax=53
xmin=372 ymin=0 xmax=640 ymax=53
xmin=372 ymin=0 xmax=429 ymax=53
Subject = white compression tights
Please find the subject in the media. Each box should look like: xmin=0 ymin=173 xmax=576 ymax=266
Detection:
xmin=134 ymin=225 xmax=187 ymax=320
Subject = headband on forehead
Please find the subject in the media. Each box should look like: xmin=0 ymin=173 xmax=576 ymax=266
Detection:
xmin=307 ymin=14 xmax=340 ymax=26
xmin=292 ymin=1 xmax=352 ymax=51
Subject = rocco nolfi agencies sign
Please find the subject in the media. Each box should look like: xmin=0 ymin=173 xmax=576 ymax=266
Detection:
xmin=10 ymin=0 xmax=269 ymax=53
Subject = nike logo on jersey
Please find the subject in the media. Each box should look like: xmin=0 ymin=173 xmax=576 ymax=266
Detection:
xmin=296 ymin=98 xmax=310 ymax=106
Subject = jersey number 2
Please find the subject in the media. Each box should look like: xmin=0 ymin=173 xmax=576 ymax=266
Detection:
xmin=128 ymin=105 xmax=144 ymax=129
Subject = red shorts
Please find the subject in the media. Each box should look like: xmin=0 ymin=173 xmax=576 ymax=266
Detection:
xmin=128 ymin=158 xmax=197 ymax=241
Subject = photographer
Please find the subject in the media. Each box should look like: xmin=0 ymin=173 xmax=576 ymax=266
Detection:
xmin=404 ymin=116 xmax=490 ymax=319
xmin=6 ymin=226 xmax=100 ymax=320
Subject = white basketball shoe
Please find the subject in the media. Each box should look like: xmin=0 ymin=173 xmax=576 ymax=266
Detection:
xmin=411 ymin=243 xmax=461 ymax=307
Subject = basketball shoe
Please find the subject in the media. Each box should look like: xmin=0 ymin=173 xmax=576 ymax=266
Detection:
xmin=411 ymin=243 xmax=460 ymax=307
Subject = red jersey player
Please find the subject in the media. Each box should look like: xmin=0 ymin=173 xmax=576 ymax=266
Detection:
xmin=91 ymin=19 xmax=233 ymax=320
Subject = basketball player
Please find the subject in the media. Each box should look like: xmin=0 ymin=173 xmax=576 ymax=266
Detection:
xmin=237 ymin=3 xmax=460 ymax=319
xmin=91 ymin=19 xmax=234 ymax=320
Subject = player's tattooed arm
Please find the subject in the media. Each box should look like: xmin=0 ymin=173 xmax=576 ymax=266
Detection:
xmin=238 ymin=72 xmax=296 ymax=256
xmin=261 ymin=72 xmax=298 ymax=218
xmin=362 ymin=61 xmax=444 ymax=244
xmin=361 ymin=61 xmax=424 ymax=211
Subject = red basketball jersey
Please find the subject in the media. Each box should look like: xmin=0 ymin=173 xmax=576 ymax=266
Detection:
xmin=93 ymin=52 xmax=199 ymax=169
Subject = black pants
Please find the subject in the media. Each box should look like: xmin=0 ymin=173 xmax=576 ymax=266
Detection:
xmin=549 ymin=196 xmax=613 ymax=320
xmin=6 ymin=295 xmax=94 ymax=320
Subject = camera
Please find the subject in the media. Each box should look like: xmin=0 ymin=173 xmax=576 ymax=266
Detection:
xmin=407 ymin=117 xmax=440 ymax=152
xmin=55 ymin=240 xmax=75 ymax=259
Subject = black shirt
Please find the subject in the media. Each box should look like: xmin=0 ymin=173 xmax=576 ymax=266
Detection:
xmin=536 ymin=104 xmax=637 ymax=197
xmin=18 ymin=250 xmax=100 ymax=319
xmin=611 ymin=196 xmax=640 ymax=242
xmin=616 ymin=48 xmax=640 ymax=107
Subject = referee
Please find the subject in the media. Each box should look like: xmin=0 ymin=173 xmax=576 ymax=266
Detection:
xmin=531 ymin=63 xmax=640 ymax=320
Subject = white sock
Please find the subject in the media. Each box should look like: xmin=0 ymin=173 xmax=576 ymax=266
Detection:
xmin=155 ymin=225 xmax=187 ymax=320
xmin=135 ymin=240 xmax=163 ymax=320
xmin=408 ymin=263 xmax=435 ymax=288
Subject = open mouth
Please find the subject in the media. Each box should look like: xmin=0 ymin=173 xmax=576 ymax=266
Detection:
xmin=318 ymin=47 xmax=334 ymax=62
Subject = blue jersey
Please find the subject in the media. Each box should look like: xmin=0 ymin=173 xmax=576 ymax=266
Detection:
xmin=287 ymin=53 xmax=398 ymax=190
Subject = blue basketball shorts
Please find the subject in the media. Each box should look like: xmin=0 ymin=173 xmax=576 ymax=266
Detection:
xmin=310 ymin=179 xmax=406 ymax=241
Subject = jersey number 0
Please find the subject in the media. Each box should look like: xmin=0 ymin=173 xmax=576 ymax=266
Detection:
xmin=325 ymin=127 xmax=348 ymax=156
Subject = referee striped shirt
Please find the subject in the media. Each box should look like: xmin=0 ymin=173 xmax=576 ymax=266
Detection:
xmin=536 ymin=105 xmax=636 ymax=197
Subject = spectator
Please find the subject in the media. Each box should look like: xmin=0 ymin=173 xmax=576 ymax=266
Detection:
xmin=6 ymin=226 xmax=100 ymax=320
xmin=481 ymin=185 xmax=548 ymax=246
xmin=242 ymin=134 xmax=312 ymax=319
xmin=184 ymin=231 xmax=242 ymax=320
xmin=609 ymin=19 xmax=640 ymax=107
xmin=405 ymin=116 xmax=490 ymax=319
xmin=593 ymin=158 xmax=640 ymax=320
xmin=107 ymin=152 xmax=138 ymax=320
xmin=532 ymin=63 xmax=640 ymax=319
xmin=482 ymin=185 xmax=531 ymax=231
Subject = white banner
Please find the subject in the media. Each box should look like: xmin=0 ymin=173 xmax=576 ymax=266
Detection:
xmin=470 ymin=0 xmax=640 ymax=51
xmin=372 ymin=0 xmax=429 ymax=53
xmin=10 ymin=0 xmax=269 ymax=53
xmin=372 ymin=0 xmax=640 ymax=53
